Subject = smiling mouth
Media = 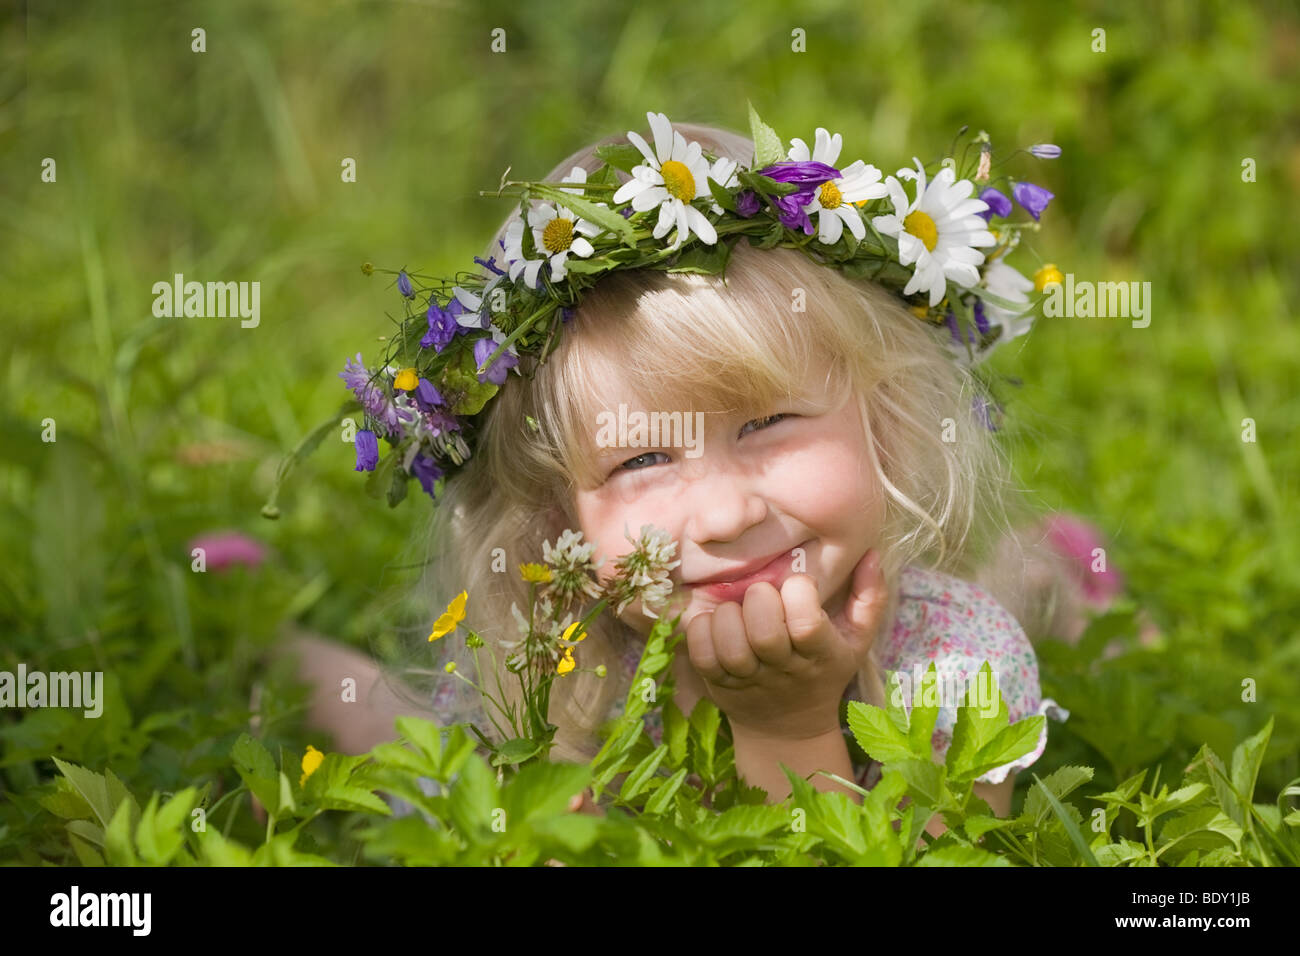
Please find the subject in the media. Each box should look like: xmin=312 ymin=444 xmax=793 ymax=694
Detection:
xmin=685 ymin=540 xmax=811 ymax=592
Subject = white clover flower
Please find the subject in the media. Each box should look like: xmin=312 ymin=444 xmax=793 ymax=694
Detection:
xmin=872 ymin=157 xmax=997 ymax=307
xmin=609 ymin=524 xmax=681 ymax=619
xmin=612 ymin=112 xmax=720 ymax=252
xmin=542 ymin=529 xmax=603 ymax=606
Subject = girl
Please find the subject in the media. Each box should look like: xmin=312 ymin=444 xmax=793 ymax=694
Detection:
xmin=396 ymin=119 xmax=1077 ymax=836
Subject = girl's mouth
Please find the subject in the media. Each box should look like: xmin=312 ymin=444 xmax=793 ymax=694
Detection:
xmin=687 ymin=541 xmax=810 ymax=603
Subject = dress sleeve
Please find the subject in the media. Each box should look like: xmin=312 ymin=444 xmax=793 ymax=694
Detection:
xmin=877 ymin=567 xmax=1070 ymax=785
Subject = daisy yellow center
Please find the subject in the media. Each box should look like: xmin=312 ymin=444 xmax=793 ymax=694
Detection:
xmin=903 ymin=210 xmax=939 ymax=252
xmin=542 ymin=217 xmax=574 ymax=254
xmin=660 ymin=160 xmax=696 ymax=202
xmin=818 ymin=181 xmax=843 ymax=209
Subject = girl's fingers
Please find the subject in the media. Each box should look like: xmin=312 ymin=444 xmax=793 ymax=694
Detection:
xmin=741 ymin=581 xmax=793 ymax=666
xmin=781 ymin=574 xmax=833 ymax=656
xmin=709 ymin=600 xmax=761 ymax=678
xmin=685 ymin=610 xmax=728 ymax=683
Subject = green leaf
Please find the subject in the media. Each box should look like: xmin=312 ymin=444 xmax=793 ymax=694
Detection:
xmin=895 ymin=758 xmax=948 ymax=810
xmin=643 ymin=767 xmax=690 ymax=815
xmin=135 ymin=789 xmax=196 ymax=866
xmin=945 ymin=662 xmax=1011 ymax=779
xmin=491 ymin=737 xmax=544 ymax=767
xmin=50 ymin=757 xmax=114 ymax=828
xmin=665 ymin=238 xmax=732 ymax=276
xmin=916 ymin=844 xmax=1013 ymax=866
xmin=66 ymin=822 xmax=106 ymax=866
xmin=1229 ymin=717 xmax=1273 ymax=806
xmin=1031 ymin=772 xmax=1100 ymax=866
xmin=1157 ymin=807 xmax=1242 ymax=855
xmin=747 ymin=101 xmax=785 ymax=169
xmin=530 ymin=183 xmax=636 ymax=248
xmin=502 ymin=761 xmax=590 ymax=825
xmin=593 ymin=143 xmax=645 ymax=174
xmin=1023 ymin=766 xmax=1094 ymax=826
xmin=707 ymin=176 xmax=737 ymax=213
xmin=231 ymin=734 xmax=280 ymax=816
xmin=965 ymin=717 xmax=1044 ymax=782
xmin=38 ymin=778 xmax=94 ymax=821
xmin=103 ymin=798 xmax=137 ymax=866
xmin=394 ymin=716 xmax=443 ymax=766
xmin=446 ymin=755 xmax=500 ymax=842
xmin=687 ymin=699 xmax=722 ymax=781
xmin=845 ymin=700 xmax=916 ymax=764
xmin=364 ymin=449 xmax=399 ymax=500
xmin=197 ymin=828 xmax=256 ymax=866
xmin=662 ymin=697 xmax=690 ymax=768
xmin=620 ymin=744 xmax=669 ymax=801
xmin=370 ymin=740 xmax=440 ymax=778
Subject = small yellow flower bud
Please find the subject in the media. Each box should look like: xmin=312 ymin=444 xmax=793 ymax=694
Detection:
xmin=394 ymin=367 xmax=419 ymax=391
xmin=444 ymin=661 xmax=457 ymax=674
xmin=1034 ymin=263 xmax=1064 ymax=292
xmin=595 ymin=664 xmax=607 ymax=679
xmin=361 ymin=261 xmax=374 ymax=276
xmin=300 ymin=744 xmax=324 ymax=787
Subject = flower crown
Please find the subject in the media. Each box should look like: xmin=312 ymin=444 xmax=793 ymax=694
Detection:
xmin=274 ymin=106 xmax=1062 ymax=514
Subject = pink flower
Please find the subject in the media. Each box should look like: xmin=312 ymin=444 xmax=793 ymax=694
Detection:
xmin=1042 ymin=514 xmax=1123 ymax=606
xmin=188 ymin=531 xmax=268 ymax=572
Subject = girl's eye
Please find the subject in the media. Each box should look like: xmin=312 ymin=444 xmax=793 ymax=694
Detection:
xmin=738 ymin=413 xmax=790 ymax=438
xmin=617 ymin=451 xmax=671 ymax=473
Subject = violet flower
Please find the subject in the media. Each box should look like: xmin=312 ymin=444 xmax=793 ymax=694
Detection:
xmin=414 ymin=377 xmax=443 ymax=412
xmin=1029 ymin=144 xmax=1062 ymax=159
xmin=976 ymin=187 xmax=1012 ymax=222
xmin=411 ymin=454 xmax=444 ymax=499
xmin=422 ymin=298 xmax=465 ymax=352
xmin=755 ymin=160 xmax=840 ymax=234
xmin=1012 ymin=182 xmax=1054 ymax=221
xmin=735 ymin=189 xmax=761 ymax=218
xmin=355 ymin=429 xmax=379 ymax=471
xmin=473 ymin=336 xmax=519 ymax=385
xmin=397 ymin=270 xmax=414 ymax=299
xmin=340 ymin=354 xmax=407 ymax=437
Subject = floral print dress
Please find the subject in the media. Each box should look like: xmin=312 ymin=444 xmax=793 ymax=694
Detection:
xmin=610 ymin=565 xmax=1069 ymax=788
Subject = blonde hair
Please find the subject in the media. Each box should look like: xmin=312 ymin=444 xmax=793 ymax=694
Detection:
xmin=409 ymin=121 xmax=1036 ymax=764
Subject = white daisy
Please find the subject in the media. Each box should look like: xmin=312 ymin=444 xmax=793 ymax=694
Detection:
xmin=980 ymin=260 xmax=1036 ymax=341
xmin=612 ymin=111 xmax=719 ymax=252
xmin=871 ymin=158 xmax=997 ymax=307
xmin=451 ymin=277 xmax=504 ymax=331
xmin=503 ymin=166 xmax=603 ymax=289
xmin=788 ymin=127 xmax=889 ymax=245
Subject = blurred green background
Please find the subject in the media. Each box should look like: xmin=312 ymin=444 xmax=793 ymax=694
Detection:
xmin=2 ymin=0 xmax=1298 ymax=859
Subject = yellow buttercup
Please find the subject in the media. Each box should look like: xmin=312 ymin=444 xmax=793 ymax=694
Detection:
xmin=429 ymin=590 xmax=468 ymax=641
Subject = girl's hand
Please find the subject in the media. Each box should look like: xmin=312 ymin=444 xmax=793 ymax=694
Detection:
xmin=684 ymin=548 xmax=886 ymax=740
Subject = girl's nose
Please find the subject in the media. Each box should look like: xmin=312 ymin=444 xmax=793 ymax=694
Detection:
xmin=680 ymin=464 xmax=768 ymax=545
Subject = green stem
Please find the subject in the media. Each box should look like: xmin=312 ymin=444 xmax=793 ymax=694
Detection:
xmin=477 ymin=301 xmax=555 ymax=376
